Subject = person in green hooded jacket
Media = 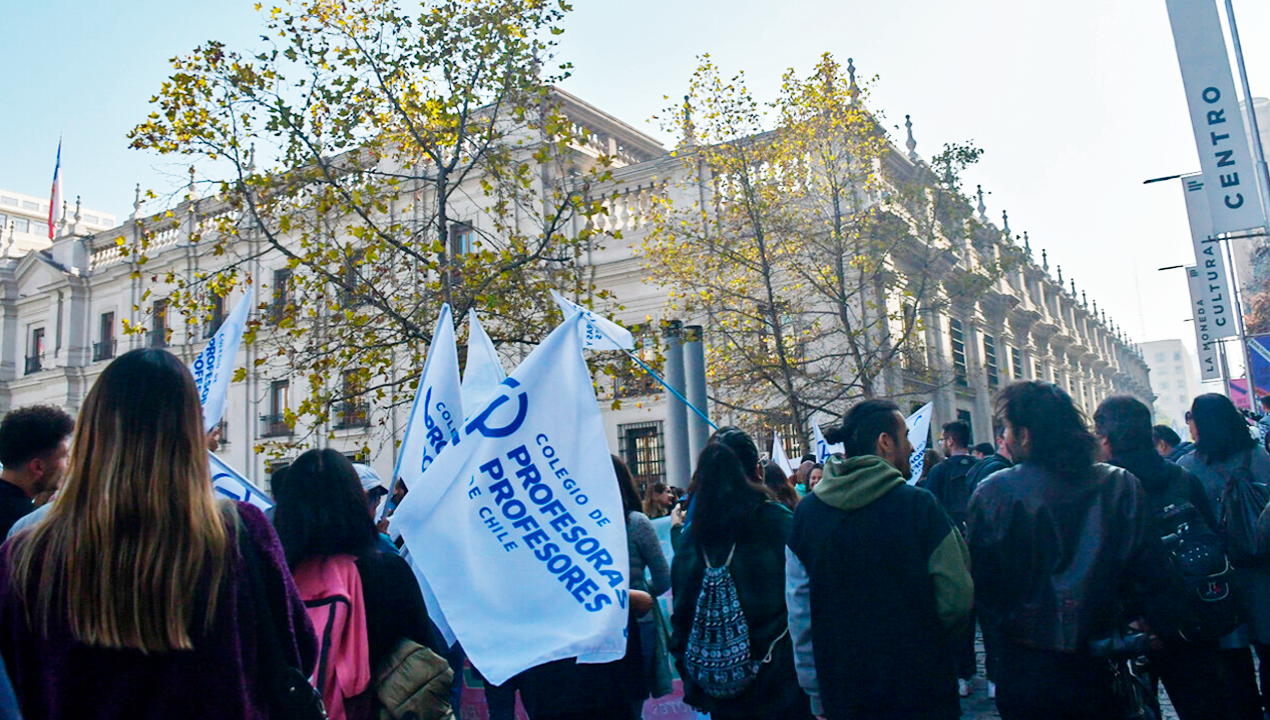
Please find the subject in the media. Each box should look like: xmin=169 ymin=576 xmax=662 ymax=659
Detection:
xmin=786 ymin=399 xmax=973 ymax=720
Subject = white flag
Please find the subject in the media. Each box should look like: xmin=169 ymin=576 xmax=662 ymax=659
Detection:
xmin=461 ymin=310 xmax=506 ymax=412
xmin=811 ymin=421 xmax=843 ymax=463
xmin=390 ymin=312 xmax=630 ymax=685
xmin=771 ymin=431 xmax=795 ymax=477
xmin=387 ymin=304 xmax=463 ymax=508
xmin=191 ymin=288 xmax=254 ymax=433
xmin=905 ymin=402 xmax=934 ymax=485
xmin=210 ymin=451 xmax=272 ymax=511
xmin=550 ymin=289 xmax=634 ymax=351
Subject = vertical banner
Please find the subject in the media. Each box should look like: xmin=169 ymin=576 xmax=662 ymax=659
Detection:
xmin=1183 ymin=177 xmax=1238 ymax=339
xmin=1248 ymin=335 xmax=1270 ymax=391
xmin=1165 ymin=0 xmax=1263 ymax=233
xmin=390 ymin=314 xmax=629 ymax=685
xmin=906 ymin=402 xmax=934 ymax=486
xmin=1187 ymin=265 xmax=1224 ymax=381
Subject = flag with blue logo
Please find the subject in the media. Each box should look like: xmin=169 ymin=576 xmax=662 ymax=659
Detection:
xmin=812 ymin=421 xmax=844 ymax=462
xmin=461 ymin=309 xmax=506 ymax=411
xmin=190 ymin=288 xmax=254 ymax=433
xmin=905 ymin=402 xmax=934 ymax=485
xmin=210 ymin=451 xmax=272 ymax=511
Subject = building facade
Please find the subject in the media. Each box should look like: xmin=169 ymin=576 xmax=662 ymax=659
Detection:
xmin=0 ymin=188 xmax=116 ymax=258
xmin=0 ymin=89 xmax=1152 ymax=490
xmin=1141 ymin=338 xmax=1200 ymax=437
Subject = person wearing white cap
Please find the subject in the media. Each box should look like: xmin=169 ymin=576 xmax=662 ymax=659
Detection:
xmin=354 ymin=463 xmax=397 ymax=556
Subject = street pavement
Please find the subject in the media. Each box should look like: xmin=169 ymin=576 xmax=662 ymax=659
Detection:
xmin=959 ymin=630 xmax=1179 ymax=720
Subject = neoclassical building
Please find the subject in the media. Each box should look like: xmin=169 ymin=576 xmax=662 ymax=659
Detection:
xmin=0 ymin=88 xmax=1150 ymax=490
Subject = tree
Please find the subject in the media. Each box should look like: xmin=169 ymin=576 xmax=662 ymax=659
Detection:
xmin=641 ymin=54 xmax=1005 ymax=435
xmin=128 ymin=0 xmax=614 ymax=455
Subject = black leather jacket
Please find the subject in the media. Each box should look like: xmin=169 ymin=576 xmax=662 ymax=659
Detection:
xmin=966 ymin=462 xmax=1177 ymax=653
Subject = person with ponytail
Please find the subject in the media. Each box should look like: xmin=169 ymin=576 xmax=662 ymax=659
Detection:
xmin=786 ymin=399 xmax=972 ymax=720
xmin=669 ymin=427 xmax=812 ymax=719
xmin=0 ymin=349 xmax=317 ymax=719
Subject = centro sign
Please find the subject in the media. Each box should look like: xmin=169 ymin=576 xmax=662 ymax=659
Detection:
xmin=1165 ymin=0 xmax=1263 ymax=234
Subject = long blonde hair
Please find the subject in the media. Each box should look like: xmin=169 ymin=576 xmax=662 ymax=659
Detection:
xmin=9 ymin=349 xmax=230 ymax=652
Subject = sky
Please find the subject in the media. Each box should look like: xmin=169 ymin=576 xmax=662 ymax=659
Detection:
xmin=3 ymin=0 xmax=1270 ymax=365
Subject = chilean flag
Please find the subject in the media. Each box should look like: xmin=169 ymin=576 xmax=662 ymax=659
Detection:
xmin=48 ymin=140 xmax=62 ymax=240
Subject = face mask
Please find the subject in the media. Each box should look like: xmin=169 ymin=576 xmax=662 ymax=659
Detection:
xmin=796 ymin=484 xmax=809 ymax=496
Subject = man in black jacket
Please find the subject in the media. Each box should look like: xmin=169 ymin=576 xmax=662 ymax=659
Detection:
xmin=963 ymin=423 xmax=1013 ymax=699
xmin=787 ymin=399 xmax=972 ymax=720
xmin=967 ymin=382 xmax=1179 ymax=720
xmin=1095 ymin=397 xmax=1233 ymax=720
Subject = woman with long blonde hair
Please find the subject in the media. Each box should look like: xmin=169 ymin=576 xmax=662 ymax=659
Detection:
xmin=0 ymin=348 xmax=316 ymax=718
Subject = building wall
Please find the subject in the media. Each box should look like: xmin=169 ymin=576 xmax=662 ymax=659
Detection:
xmin=0 ymin=188 xmax=116 ymax=257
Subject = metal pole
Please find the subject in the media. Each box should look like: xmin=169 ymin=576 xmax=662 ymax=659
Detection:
xmin=1220 ymin=338 xmax=1234 ymax=400
xmin=683 ymin=325 xmax=712 ymax=458
xmin=1224 ymin=236 xmax=1260 ymax=402
xmin=1225 ymin=0 xmax=1270 ymax=223
xmin=661 ymin=321 xmax=692 ymax=491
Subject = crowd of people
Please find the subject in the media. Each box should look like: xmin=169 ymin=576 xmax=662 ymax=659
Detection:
xmin=0 ymin=347 xmax=1267 ymax=719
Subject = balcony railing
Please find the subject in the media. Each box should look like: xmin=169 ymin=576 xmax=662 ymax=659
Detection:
xmin=24 ymin=355 xmax=43 ymax=375
xmin=260 ymin=413 xmax=292 ymax=437
xmin=334 ymin=401 xmax=370 ymax=429
xmin=92 ymin=340 xmax=116 ymax=362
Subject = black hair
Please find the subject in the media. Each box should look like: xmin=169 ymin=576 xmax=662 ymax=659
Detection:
xmin=273 ymin=448 xmax=378 ymax=569
xmin=995 ymin=381 xmax=1097 ymax=479
xmin=942 ymin=420 xmax=972 ymax=449
xmin=1260 ymin=395 xmax=1270 ymax=409
xmin=973 ymin=442 xmax=995 ymax=457
xmin=993 ymin=422 xmax=1006 ymax=440
xmin=1093 ymin=396 xmax=1154 ymax=456
xmin=611 ymin=455 xmax=642 ymax=516
xmin=762 ymin=461 xmax=799 ymax=511
xmin=800 ymin=454 xmax=816 ymax=464
xmin=1191 ymin=393 xmax=1256 ymax=464
xmin=0 ymin=405 xmax=75 ymax=468
xmin=825 ymin=399 xmax=905 ymax=458
xmin=1152 ymin=424 xmax=1181 ymax=449
xmin=707 ymin=426 xmax=760 ymax=480
xmin=687 ymin=441 xmax=771 ymax=551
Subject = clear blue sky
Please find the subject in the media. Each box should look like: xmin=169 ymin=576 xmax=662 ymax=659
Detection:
xmin=5 ymin=0 xmax=1270 ymax=356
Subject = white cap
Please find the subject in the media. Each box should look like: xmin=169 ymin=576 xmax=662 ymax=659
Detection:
xmin=353 ymin=463 xmax=386 ymax=494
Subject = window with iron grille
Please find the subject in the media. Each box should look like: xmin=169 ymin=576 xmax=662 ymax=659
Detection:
xmin=949 ymin=318 xmax=968 ymax=387
xmin=450 ymin=222 xmax=475 ymax=256
xmin=335 ymin=370 xmax=370 ymax=429
xmin=774 ymin=420 xmax=805 ymax=461
xmin=204 ymin=294 xmax=225 ymax=339
xmin=271 ymin=269 xmax=292 ymax=324
xmin=984 ymin=334 xmax=999 ymax=388
xmin=263 ymin=380 xmax=292 ymax=437
xmin=1010 ymin=346 xmax=1023 ymax=380
xmin=1034 ymin=360 xmax=1044 ymax=382
xmin=620 ymin=422 xmax=665 ymax=490
xmin=151 ymin=300 xmax=168 ymax=348
xmin=614 ymin=326 xmax=660 ymax=398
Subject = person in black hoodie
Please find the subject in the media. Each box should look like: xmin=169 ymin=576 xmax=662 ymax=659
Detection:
xmin=786 ymin=399 xmax=972 ymax=719
xmin=1094 ymin=396 xmax=1236 ymax=720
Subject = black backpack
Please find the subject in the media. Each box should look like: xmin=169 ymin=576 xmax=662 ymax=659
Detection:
xmin=1158 ymin=501 xmax=1241 ymax=642
xmin=936 ymin=456 xmax=978 ymax=529
xmin=1219 ymin=455 xmax=1270 ymax=568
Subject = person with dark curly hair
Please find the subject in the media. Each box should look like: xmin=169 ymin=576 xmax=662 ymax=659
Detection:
xmin=967 ymin=382 xmax=1177 ymax=719
xmin=0 ymin=405 xmax=74 ymax=536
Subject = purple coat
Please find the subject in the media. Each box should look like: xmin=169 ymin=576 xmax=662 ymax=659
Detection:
xmin=0 ymin=502 xmax=318 ymax=719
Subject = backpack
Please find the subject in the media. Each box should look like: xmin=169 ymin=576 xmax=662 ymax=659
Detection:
xmin=294 ymin=556 xmax=373 ymax=720
xmin=936 ymin=456 xmax=978 ymax=530
xmin=683 ymin=544 xmax=787 ymax=699
xmin=1219 ymin=455 xmax=1270 ymax=568
xmin=1157 ymin=501 xmax=1241 ymax=642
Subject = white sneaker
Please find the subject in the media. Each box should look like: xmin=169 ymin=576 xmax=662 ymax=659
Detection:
xmin=958 ymin=678 xmax=972 ymax=698
xmin=988 ymin=681 xmax=997 ymax=700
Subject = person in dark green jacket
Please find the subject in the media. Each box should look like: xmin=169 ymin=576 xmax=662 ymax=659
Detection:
xmin=670 ymin=427 xmax=813 ymax=720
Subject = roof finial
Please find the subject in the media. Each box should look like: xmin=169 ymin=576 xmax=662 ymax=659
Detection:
xmin=1071 ymin=277 xmax=1077 ymax=295
xmin=905 ymin=115 xmax=918 ymax=161
xmin=1082 ymin=290 xmax=1088 ymax=307
xmin=1057 ymin=265 xmax=1063 ymax=284
xmin=58 ymin=200 xmax=68 ymax=236
xmin=130 ymin=183 xmax=141 ymax=221
xmin=246 ymin=143 xmax=257 ymax=173
xmin=74 ymin=196 xmax=81 ymax=224
xmin=847 ymin=58 xmax=860 ymax=103
xmin=976 ymin=185 xmax=987 ymax=222
xmin=1024 ymin=231 xmax=1031 ymax=256
xmin=1042 ymin=248 xmax=1049 ymax=271
xmin=682 ymin=94 xmax=696 ymax=148
xmin=1002 ymin=210 xmax=1011 ymax=239
xmin=187 ymin=166 xmax=197 ymax=200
